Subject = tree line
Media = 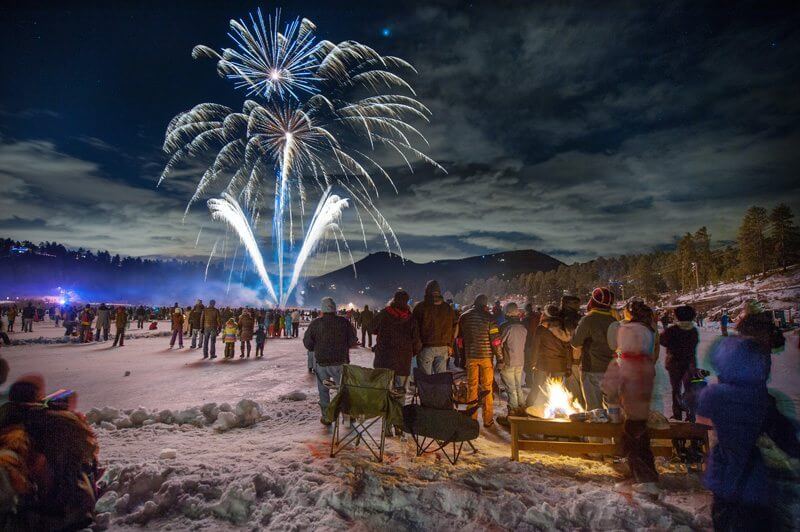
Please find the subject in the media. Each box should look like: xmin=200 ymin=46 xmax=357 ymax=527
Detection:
xmin=454 ymin=204 xmax=799 ymax=306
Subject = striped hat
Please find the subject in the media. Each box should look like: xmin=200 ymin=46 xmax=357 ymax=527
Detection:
xmin=589 ymin=287 xmax=614 ymax=309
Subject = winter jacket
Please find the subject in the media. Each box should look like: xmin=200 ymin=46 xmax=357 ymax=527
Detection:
xmin=201 ymin=306 xmax=222 ymax=331
xmin=697 ymin=336 xmax=772 ymax=506
xmin=94 ymin=306 xmax=110 ymax=329
xmin=371 ymin=305 xmax=422 ymax=377
xmin=238 ymin=312 xmax=255 ymax=341
xmin=412 ymin=293 xmax=456 ymax=348
xmin=171 ymin=311 xmax=184 ymax=331
xmin=528 ymin=317 xmax=572 ymax=374
xmin=303 ymin=313 xmax=357 ymax=367
xmin=360 ymin=308 xmax=375 ymax=329
xmin=659 ymin=322 xmax=699 ymax=371
xmin=602 ymin=321 xmax=657 ymax=420
xmin=79 ymin=309 xmax=93 ymax=326
xmin=223 ymin=323 xmax=238 ymax=343
xmin=571 ymin=309 xmax=616 ymax=373
xmin=22 ymin=305 xmax=35 ymax=319
xmin=188 ymin=305 xmax=203 ymax=329
xmin=255 ymin=327 xmax=267 ymax=344
xmin=499 ymin=317 xmax=527 ymax=367
xmin=114 ymin=309 xmax=127 ymax=330
xmin=458 ymin=306 xmax=500 ymax=360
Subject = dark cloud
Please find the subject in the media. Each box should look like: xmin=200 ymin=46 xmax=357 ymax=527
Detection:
xmin=1 ymin=0 xmax=798 ymax=268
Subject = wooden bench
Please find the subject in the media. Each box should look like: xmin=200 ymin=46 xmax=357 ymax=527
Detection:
xmin=508 ymin=416 xmax=710 ymax=462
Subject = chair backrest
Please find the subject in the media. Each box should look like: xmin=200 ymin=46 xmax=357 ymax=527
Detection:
xmin=336 ymin=364 xmax=395 ymax=418
xmin=413 ymin=368 xmax=455 ymax=411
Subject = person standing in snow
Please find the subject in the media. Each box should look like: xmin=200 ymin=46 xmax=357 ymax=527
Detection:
xmin=6 ymin=306 xmax=17 ymax=333
xmin=720 ymin=310 xmax=730 ymax=336
xmin=371 ymin=290 xmax=421 ymax=396
xmin=659 ymin=305 xmax=700 ymax=420
xmin=134 ymin=305 xmax=146 ymax=329
xmin=112 ymin=306 xmax=127 ymax=347
xmin=169 ymin=307 xmax=184 ymax=349
xmin=497 ymin=302 xmax=527 ymax=423
xmin=697 ymin=328 xmax=798 ymax=530
xmin=222 ymin=318 xmax=238 ymax=359
xmin=284 ymin=310 xmax=293 ymax=340
xmin=94 ymin=303 xmax=110 ymax=342
xmin=602 ymin=301 xmax=660 ymax=495
xmin=571 ymin=288 xmax=616 ymax=411
xmin=458 ymin=294 xmax=501 ymax=428
xmin=200 ymin=300 xmax=222 ymax=360
xmin=255 ymin=323 xmax=267 ymax=358
xmin=525 ymin=304 xmax=573 ymax=409
xmin=291 ymin=309 xmax=301 ymax=338
xmin=412 ymin=280 xmax=456 ymax=375
xmin=78 ymin=305 xmax=93 ymax=343
xmin=359 ymin=304 xmax=374 ymax=348
xmin=188 ymin=300 xmax=204 ymax=349
xmin=21 ymin=302 xmax=35 ymax=333
xmin=303 ymin=297 xmax=358 ymax=424
xmin=238 ymin=308 xmax=255 ymax=358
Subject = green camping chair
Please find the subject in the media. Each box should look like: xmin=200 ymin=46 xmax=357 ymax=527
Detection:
xmin=325 ymin=364 xmax=403 ymax=462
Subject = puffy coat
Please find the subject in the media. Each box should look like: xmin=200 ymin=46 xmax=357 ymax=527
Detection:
xmin=360 ymin=308 xmax=374 ymax=329
xmin=499 ymin=317 xmax=527 ymax=367
xmin=697 ymin=336 xmax=772 ymax=506
xmin=94 ymin=306 xmax=110 ymax=329
xmin=458 ymin=306 xmax=500 ymax=360
xmin=371 ymin=305 xmax=422 ymax=377
xmin=201 ymin=306 xmax=222 ymax=331
xmin=660 ymin=322 xmax=699 ymax=371
xmin=171 ymin=311 xmax=184 ymax=331
xmin=223 ymin=322 xmax=238 ymax=343
xmin=412 ymin=285 xmax=456 ymax=348
xmin=528 ymin=317 xmax=572 ymax=373
xmin=238 ymin=312 xmax=255 ymax=341
xmin=303 ymin=313 xmax=357 ymax=367
xmin=601 ymin=321 xmax=656 ymax=420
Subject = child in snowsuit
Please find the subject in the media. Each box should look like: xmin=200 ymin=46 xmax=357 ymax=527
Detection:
xmin=223 ymin=318 xmax=238 ymax=359
xmin=603 ymin=301 xmax=659 ymax=494
xmin=255 ymin=324 xmax=266 ymax=358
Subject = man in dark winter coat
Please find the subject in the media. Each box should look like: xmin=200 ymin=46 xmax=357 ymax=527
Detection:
xmin=200 ymin=300 xmax=222 ymax=359
xmin=525 ymin=305 xmax=573 ymax=408
xmin=360 ymin=305 xmax=374 ymax=348
xmin=371 ymin=290 xmax=422 ymax=392
xmin=571 ymin=287 xmax=616 ymax=410
xmin=21 ymin=303 xmax=35 ymax=333
xmin=189 ymin=300 xmax=204 ymax=349
xmin=458 ymin=294 xmax=501 ymax=427
xmin=659 ymin=305 xmax=700 ymax=420
xmin=303 ymin=297 xmax=357 ymax=423
xmin=412 ymin=280 xmax=456 ymax=375
xmin=135 ymin=305 xmax=146 ymax=329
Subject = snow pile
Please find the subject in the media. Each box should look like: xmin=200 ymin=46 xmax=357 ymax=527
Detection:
xmin=86 ymin=399 xmax=262 ymax=432
xmin=10 ymin=330 xmax=172 ymax=346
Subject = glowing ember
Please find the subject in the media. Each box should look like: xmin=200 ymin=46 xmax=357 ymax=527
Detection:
xmin=541 ymin=378 xmax=584 ymax=419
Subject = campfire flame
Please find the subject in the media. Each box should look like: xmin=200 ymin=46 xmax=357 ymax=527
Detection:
xmin=541 ymin=378 xmax=584 ymax=419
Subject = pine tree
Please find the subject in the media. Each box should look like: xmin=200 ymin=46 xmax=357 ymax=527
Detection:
xmin=738 ymin=206 xmax=770 ymax=275
xmin=693 ymin=227 xmax=713 ymax=285
xmin=675 ymin=233 xmax=697 ymax=290
xmin=769 ymin=203 xmax=799 ymax=270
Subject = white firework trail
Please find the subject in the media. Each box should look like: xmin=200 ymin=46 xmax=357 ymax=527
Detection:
xmin=208 ymin=194 xmax=278 ymax=304
xmin=283 ymin=187 xmax=350 ymax=306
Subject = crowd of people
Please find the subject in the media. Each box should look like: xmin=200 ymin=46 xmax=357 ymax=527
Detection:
xmin=0 ymin=281 xmax=797 ymax=530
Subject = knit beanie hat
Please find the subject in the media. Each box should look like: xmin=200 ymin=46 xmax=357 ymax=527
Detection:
xmin=588 ymin=287 xmax=614 ymax=310
xmin=675 ymin=305 xmax=696 ymax=322
xmin=391 ymin=290 xmax=410 ymax=308
xmin=544 ymin=304 xmax=560 ymax=318
xmin=473 ymin=294 xmax=489 ymax=309
xmin=321 ymin=297 xmax=336 ymax=313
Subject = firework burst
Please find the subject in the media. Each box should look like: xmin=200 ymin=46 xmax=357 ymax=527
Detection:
xmin=160 ymin=8 xmax=443 ymax=304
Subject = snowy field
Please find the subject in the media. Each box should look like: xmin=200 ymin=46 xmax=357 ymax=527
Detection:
xmin=3 ymin=320 xmax=798 ymax=530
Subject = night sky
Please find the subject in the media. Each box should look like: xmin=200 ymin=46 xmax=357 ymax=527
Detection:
xmin=1 ymin=0 xmax=798 ymax=271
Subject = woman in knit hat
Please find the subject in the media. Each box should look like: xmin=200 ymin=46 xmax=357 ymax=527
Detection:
xmin=571 ymin=287 xmax=616 ymax=411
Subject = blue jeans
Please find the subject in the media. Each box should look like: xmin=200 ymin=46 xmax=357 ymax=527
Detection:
xmin=500 ymin=366 xmax=524 ymax=411
xmin=418 ymin=346 xmax=448 ymax=375
xmin=580 ymin=371 xmax=606 ymax=411
xmin=190 ymin=328 xmax=203 ymax=349
xmin=307 ymin=350 xmax=315 ymax=370
xmin=315 ymin=364 xmax=343 ymax=416
xmin=203 ymin=328 xmax=218 ymax=357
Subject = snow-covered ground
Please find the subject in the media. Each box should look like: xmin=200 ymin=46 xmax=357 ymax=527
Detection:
xmin=2 ymin=320 xmax=798 ymax=530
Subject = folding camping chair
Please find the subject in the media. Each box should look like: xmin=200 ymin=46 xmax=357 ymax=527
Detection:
xmin=402 ymin=368 xmax=488 ymax=465
xmin=326 ymin=364 xmax=403 ymax=462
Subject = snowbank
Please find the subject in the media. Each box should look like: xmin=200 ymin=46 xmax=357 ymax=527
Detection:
xmin=86 ymin=399 xmax=262 ymax=433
